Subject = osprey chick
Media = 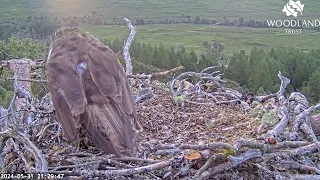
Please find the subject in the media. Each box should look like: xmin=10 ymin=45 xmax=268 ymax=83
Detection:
xmin=46 ymin=27 xmax=141 ymax=156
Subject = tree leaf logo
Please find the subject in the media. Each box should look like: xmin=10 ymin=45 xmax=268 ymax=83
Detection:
xmin=282 ymin=0 xmax=305 ymax=17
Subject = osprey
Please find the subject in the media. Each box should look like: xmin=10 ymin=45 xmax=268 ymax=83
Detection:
xmin=46 ymin=27 xmax=141 ymax=156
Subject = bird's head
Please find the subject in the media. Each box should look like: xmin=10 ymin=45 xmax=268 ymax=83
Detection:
xmin=53 ymin=26 xmax=79 ymax=40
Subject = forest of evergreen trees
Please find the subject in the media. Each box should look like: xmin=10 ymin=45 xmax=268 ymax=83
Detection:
xmin=104 ymin=39 xmax=320 ymax=104
xmin=225 ymin=48 xmax=320 ymax=104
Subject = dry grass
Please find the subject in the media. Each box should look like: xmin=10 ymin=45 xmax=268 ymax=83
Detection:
xmin=136 ymin=91 xmax=260 ymax=146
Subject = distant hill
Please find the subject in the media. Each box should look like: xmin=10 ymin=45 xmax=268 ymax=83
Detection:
xmin=1 ymin=0 xmax=320 ymax=21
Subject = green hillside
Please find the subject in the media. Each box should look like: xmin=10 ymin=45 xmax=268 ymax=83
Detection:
xmin=1 ymin=0 xmax=320 ymax=21
xmin=1 ymin=0 xmax=320 ymax=57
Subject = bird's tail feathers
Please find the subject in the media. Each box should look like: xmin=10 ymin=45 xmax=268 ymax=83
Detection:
xmin=81 ymin=103 xmax=136 ymax=156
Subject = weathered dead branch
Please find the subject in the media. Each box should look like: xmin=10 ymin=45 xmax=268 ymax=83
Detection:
xmin=123 ymin=18 xmax=136 ymax=77
xmin=0 ymin=66 xmax=184 ymax=83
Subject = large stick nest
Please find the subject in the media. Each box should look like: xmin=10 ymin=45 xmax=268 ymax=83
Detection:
xmin=1 ymin=60 xmax=319 ymax=180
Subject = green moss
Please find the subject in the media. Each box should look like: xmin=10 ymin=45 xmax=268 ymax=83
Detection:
xmin=225 ymin=148 xmax=236 ymax=156
xmin=261 ymin=110 xmax=278 ymax=125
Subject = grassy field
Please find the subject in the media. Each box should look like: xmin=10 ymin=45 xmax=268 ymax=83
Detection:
xmin=2 ymin=0 xmax=320 ymax=56
xmin=82 ymin=24 xmax=320 ymax=56
xmin=1 ymin=0 xmax=320 ymax=22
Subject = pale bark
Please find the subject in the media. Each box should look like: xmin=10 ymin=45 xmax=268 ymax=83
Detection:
xmin=123 ymin=18 xmax=136 ymax=76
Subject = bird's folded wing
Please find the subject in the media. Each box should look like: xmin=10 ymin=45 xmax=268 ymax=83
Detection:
xmin=85 ymin=44 xmax=139 ymax=149
xmin=46 ymin=54 xmax=87 ymax=140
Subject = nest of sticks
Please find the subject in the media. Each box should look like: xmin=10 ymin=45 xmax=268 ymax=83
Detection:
xmin=0 ymin=60 xmax=320 ymax=180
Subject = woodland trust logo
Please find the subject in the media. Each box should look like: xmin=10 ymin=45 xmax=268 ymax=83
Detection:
xmin=266 ymin=0 xmax=320 ymax=34
xmin=282 ymin=0 xmax=304 ymax=17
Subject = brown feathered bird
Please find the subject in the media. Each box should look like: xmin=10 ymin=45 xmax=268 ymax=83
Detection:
xmin=46 ymin=27 xmax=142 ymax=156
